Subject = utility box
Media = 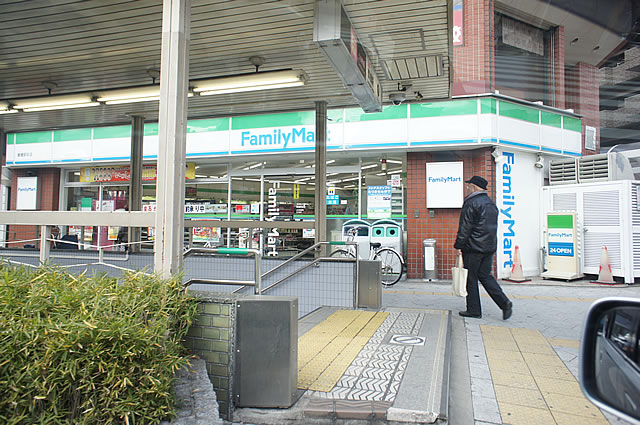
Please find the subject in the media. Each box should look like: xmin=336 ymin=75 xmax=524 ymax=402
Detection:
xmin=357 ymin=260 xmax=381 ymax=308
xmin=423 ymin=238 xmax=437 ymax=280
xmin=234 ymin=296 xmax=299 ymax=408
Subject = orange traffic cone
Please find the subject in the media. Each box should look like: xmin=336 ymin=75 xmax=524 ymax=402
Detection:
xmin=504 ymin=245 xmax=531 ymax=283
xmin=591 ymin=246 xmax=616 ymax=284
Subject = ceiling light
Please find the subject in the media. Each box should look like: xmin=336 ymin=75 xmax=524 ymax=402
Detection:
xmin=13 ymin=94 xmax=99 ymax=111
xmin=386 ymin=159 xmax=403 ymax=164
xmin=193 ymin=70 xmax=307 ymax=96
xmin=326 ymin=160 xmax=335 ymax=165
xmin=97 ymin=86 xmax=160 ymax=103
xmin=361 ymin=164 xmax=378 ymax=170
xmin=0 ymin=101 xmax=17 ymax=114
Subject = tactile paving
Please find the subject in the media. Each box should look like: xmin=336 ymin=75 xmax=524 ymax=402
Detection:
xmin=298 ymin=310 xmax=389 ymax=392
xmin=480 ymin=325 xmax=607 ymax=425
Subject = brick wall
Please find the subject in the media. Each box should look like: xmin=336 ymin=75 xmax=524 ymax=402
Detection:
xmin=406 ymin=148 xmax=496 ymax=279
xmin=183 ymin=294 xmax=236 ymax=420
xmin=8 ymin=168 xmax=60 ymax=247
xmin=452 ymin=0 xmax=494 ymax=96
xmin=566 ymin=62 xmax=600 ymax=155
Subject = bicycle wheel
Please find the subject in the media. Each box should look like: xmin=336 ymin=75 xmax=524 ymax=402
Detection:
xmin=374 ymin=248 xmax=403 ymax=286
xmin=330 ymin=249 xmax=356 ymax=258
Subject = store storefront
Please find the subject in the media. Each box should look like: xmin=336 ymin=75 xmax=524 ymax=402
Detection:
xmin=4 ymin=94 xmax=582 ymax=277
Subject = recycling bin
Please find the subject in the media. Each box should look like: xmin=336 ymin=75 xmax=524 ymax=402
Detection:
xmin=341 ymin=219 xmax=371 ymax=259
xmin=371 ymin=219 xmax=402 ymax=254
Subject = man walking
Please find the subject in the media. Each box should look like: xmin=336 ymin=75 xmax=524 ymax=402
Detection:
xmin=454 ymin=176 xmax=512 ymax=320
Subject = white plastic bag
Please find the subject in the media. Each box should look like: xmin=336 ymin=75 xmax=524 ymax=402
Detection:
xmin=451 ymin=254 xmax=468 ymax=297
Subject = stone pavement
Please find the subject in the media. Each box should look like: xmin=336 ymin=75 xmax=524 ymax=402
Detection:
xmin=383 ymin=278 xmax=640 ymax=425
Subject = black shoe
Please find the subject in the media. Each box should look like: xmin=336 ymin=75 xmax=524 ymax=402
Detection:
xmin=503 ymin=301 xmax=513 ymax=320
xmin=459 ymin=311 xmax=482 ymax=318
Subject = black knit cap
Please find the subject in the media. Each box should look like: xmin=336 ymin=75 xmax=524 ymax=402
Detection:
xmin=465 ymin=175 xmax=488 ymax=190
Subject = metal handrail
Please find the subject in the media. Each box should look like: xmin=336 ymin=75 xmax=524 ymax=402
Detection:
xmin=183 ymin=247 xmax=262 ymax=294
xmin=262 ymin=240 xmax=358 ymax=279
xmin=259 ymin=240 xmax=360 ymax=301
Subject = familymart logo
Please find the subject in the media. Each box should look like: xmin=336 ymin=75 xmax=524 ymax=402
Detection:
xmin=240 ymin=127 xmax=316 ymax=149
xmin=427 ymin=176 xmax=461 ymax=183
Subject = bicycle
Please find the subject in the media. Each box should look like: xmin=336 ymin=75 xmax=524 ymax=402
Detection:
xmin=329 ymin=227 xmax=404 ymax=286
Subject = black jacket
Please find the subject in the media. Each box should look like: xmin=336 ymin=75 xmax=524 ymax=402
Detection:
xmin=454 ymin=191 xmax=498 ymax=254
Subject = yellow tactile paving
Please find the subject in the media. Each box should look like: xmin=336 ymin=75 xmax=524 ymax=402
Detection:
xmin=543 ymin=393 xmax=606 ymax=420
xmin=486 ymin=348 xmax=525 ymax=363
xmin=535 ymin=377 xmax=581 ymax=395
xmin=481 ymin=326 xmax=607 ymax=425
xmin=552 ymin=411 xmax=610 ymax=425
xmin=491 ymin=371 xmax=539 ymax=390
xmin=297 ymin=309 xmax=388 ymax=392
xmin=494 ymin=385 xmax=547 ymax=410
xmin=498 ymin=402 xmax=557 ymax=425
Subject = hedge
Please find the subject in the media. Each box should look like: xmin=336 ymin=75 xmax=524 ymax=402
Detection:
xmin=0 ymin=265 xmax=198 ymax=425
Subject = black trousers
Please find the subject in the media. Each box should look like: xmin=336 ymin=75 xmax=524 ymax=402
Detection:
xmin=462 ymin=252 xmax=510 ymax=315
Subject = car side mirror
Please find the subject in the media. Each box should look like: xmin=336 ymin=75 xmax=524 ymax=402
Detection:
xmin=580 ymin=297 xmax=640 ymax=424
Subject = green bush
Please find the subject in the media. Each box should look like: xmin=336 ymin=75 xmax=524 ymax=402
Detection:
xmin=0 ymin=265 xmax=198 ymax=425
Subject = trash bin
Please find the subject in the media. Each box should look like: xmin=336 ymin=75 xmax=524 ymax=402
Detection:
xmin=371 ymin=219 xmax=402 ymax=254
xmin=423 ymin=238 xmax=437 ymax=280
xmin=341 ymin=219 xmax=371 ymax=259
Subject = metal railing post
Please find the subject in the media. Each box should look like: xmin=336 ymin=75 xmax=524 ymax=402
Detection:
xmin=255 ymin=251 xmax=262 ymax=295
xmin=39 ymin=225 xmax=50 ymax=264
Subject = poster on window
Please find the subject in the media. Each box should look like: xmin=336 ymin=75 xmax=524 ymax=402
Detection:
xmin=367 ymin=185 xmax=392 ymax=219
xmin=192 ymin=227 xmax=222 ymax=244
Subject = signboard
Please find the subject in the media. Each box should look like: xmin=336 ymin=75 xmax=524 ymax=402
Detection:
xmin=547 ymin=214 xmax=575 ymax=257
xmin=185 ymin=203 xmax=206 ymax=214
xmin=426 ymin=162 xmax=463 ymax=208
xmin=16 ymin=176 xmax=38 ymax=210
xmin=80 ymin=163 xmax=196 ymax=183
xmin=326 ymin=195 xmax=340 ymax=205
xmin=541 ymin=212 xmax=582 ymax=280
xmin=293 ymin=184 xmax=300 ymax=199
xmin=390 ymin=174 xmax=402 ymax=187
xmin=367 ymin=185 xmax=392 ymax=218
xmin=453 ymin=0 xmax=464 ymax=46
xmin=314 ymin=0 xmax=382 ymax=112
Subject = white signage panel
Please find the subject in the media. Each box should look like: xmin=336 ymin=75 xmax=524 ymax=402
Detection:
xmin=426 ymin=162 xmax=463 ymax=208
xmin=16 ymin=176 xmax=38 ymax=210
xmin=496 ymin=151 xmax=543 ymax=278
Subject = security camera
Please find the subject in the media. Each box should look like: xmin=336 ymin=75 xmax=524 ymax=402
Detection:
xmin=534 ymin=154 xmax=544 ymax=169
xmin=389 ymin=92 xmax=406 ymax=105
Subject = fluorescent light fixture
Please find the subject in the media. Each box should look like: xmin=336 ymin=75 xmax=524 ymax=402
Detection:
xmin=13 ymin=94 xmax=98 ymax=111
xmin=342 ymin=176 xmax=359 ymax=182
xmin=97 ymin=86 xmax=160 ymax=104
xmin=195 ymin=174 xmax=208 ymax=178
xmin=361 ymin=164 xmax=378 ymax=170
xmin=242 ymin=162 xmax=264 ymax=170
xmin=386 ymin=159 xmax=403 ymax=164
xmin=22 ymin=102 xmax=100 ymax=112
xmin=0 ymin=101 xmax=17 ymax=114
xmin=193 ymin=70 xmax=307 ymax=96
xmin=326 ymin=160 xmax=335 ymax=165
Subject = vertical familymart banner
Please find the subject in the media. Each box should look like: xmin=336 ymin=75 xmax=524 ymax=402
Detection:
xmin=496 ymin=151 xmax=543 ymax=278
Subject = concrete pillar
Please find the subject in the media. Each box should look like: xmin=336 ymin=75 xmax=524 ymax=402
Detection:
xmin=129 ymin=115 xmax=144 ymax=253
xmin=154 ymin=0 xmax=190 ymax=277
xmin=314 ymin=101 xmax=327 ymax=252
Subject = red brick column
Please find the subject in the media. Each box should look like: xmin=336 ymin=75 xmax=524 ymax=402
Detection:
xmin=8 ymin=168 xmax=61 ymax=248
xmin=452 ymin=0 xmax=494 ymax=96
xmin=566 ymin=62 xmax=600 ymax=155
xmin=406 ymin=148 xmax=495 ymax=279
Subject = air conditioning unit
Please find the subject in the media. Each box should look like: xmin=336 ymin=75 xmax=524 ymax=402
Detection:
xmin=549 ymin=158 xmax=578 ymax=185
xmin=549 ymin=153 xmax=634 ymax=185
